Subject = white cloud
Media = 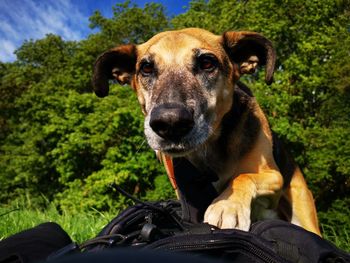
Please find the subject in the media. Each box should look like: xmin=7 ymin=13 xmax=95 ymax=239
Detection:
xmin=0 ymin=39 xmax=17 ymax=62
xmin=0 ymin=0 xmax=90 ymax=62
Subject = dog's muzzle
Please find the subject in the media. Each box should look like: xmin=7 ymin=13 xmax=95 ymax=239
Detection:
xmin=149 ymin=103 xmax=194 ymax=141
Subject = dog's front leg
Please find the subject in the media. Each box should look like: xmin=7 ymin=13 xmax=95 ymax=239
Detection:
xmin=204 ymin=170 xmax=283 ymax=230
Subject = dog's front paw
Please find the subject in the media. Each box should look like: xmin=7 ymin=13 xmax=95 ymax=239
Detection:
xmin=204 ymin=199 xmax=251 ymax=230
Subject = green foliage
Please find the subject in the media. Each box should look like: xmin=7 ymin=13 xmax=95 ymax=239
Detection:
xmin=0 ymin=83 xmax=167 ymax=211
xmin=89 ymin=0 xmax=170 ymax=45
xmin=145 ymin=175 xmax=176 ymax=201
xmin=15 ymin=34 xmax=76 ymax=73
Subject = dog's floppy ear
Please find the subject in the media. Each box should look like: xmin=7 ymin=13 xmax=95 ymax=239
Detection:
xmin=92 ymin=44 xmax=137 ymax=97
xmin=223 ymin=31 xmax=276 ymax=85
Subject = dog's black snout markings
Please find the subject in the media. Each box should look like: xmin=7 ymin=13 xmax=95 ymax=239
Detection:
xmin=150 ymin=103 xmax=194 ymax=141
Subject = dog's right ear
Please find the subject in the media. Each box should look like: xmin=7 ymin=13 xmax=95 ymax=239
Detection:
xmin=92 ymin=44 xmax=137 ymax=97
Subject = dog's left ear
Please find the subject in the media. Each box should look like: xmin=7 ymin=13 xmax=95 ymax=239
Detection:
xmin=223 ymin=31 xmax=276 ymax=85
xmin=92 ymin=44 xmax=137 ymax=97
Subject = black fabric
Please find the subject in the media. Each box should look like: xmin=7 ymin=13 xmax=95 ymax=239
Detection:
xmin=0 ymin=222 xmax=72 ymax=263
xmin=251 ymin=220 xmax=350 ymax=263
xmin=173 ymin=157 xmax=218 ymax=223
xmin=46 ymin=249 xmax=222 ymax=263
xmin=146 ymin=221 xmax=350 ymax=263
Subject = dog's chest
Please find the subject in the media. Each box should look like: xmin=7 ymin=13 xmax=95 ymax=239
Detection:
xmin=186 ymin=146 xmax=240 ymax=193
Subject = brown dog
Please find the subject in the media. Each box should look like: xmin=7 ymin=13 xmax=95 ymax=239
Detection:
xmin=92 ymin=28 xmax=321 ymax=236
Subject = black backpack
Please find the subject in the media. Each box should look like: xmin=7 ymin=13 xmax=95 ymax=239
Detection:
xmin=45 ymin=197 xmax=349 ymax=263
xmin=1 ymin=198 xmax=349 ymax=263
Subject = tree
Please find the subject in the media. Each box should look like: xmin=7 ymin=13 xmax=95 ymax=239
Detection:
xmin=89 ymin=0 xmax=170 ymax=45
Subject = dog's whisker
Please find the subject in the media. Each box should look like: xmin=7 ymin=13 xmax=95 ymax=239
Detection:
xmin=135 ymin=139 xmax=147 ymax=155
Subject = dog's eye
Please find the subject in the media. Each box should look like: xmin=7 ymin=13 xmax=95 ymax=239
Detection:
xmin=198 ymin=55 xmax=218 ymax=72
xmin=140 ymin=62 xmax=154 ymax=75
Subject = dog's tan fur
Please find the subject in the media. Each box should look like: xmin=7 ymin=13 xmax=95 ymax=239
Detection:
xmin=92 ymin=28 xmax=321 ymax=235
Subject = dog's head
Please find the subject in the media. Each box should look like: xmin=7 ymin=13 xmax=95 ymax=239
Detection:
xmin=93 ymin=28 xmax=275 ymax=156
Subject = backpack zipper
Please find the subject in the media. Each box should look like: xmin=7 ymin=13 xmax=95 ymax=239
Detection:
xmin=147 ymin=236 xmax=287 ymax=263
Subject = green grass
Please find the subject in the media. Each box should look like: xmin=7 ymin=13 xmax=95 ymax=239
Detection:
xmin=0 ymin=204 xmax=116 ymax=243
xmin=1 ymin=204 xmax=349 ymax=252
xmin=321 ymin=224 xmax=350 ymax=251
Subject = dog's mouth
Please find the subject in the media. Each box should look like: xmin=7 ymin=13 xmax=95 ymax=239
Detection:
xmin=157 ymin=142 xmax=197 ymax=157
xmin=144 ymin=115 xmax=211 ymax=157
xmin=162 ymin=148 xmax=192 ymax=157
xmin=150 ymin=140 xmax=201 ymax=158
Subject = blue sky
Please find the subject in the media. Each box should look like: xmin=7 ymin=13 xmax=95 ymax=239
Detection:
xmin=0 ymin=0 xmax=190 ymax=62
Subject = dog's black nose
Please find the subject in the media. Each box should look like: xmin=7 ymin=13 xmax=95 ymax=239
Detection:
xmin=150 ymin=104 xmax=194 ymax=141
